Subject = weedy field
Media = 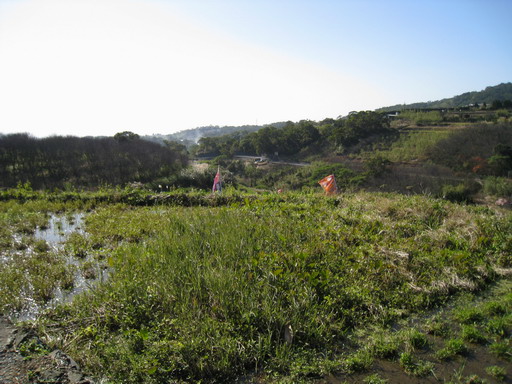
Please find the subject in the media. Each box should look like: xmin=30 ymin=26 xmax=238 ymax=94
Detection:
xmin=0 ymin=189 xmax=511 ymax=383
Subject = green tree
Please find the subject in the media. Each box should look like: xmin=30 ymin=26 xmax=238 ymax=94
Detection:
xmin=488 ymin=144 xmax=512 ymax=176
xmin=114 ymin=131 xmax=140 ymax=142
xmin=334 ymin=111 xmax=391 ymax=145
xmin=491 ymin=100 xmax=504 ymax=110
xmin=164 ymin=140 xmax=188 ymax=156
xmin=364 ymin=154 xmax=391 ymax=176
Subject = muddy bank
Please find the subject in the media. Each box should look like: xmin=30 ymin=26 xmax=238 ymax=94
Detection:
xmin=0 ymin=316 xmax=94 ymax=383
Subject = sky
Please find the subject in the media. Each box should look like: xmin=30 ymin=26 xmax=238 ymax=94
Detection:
xmin=0 ymin=0 xmax=511 ymax=138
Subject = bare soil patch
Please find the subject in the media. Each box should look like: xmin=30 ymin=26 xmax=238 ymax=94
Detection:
xmin=0 ymin=316 xmax=94 ymax=384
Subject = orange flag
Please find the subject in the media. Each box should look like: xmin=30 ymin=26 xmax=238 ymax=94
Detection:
xmin=318 ymin=174 xmax=337 ymax=195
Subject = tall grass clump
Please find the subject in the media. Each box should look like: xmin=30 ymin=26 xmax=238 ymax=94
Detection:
xmin=36 ymin=192 xmax=512 ymax=382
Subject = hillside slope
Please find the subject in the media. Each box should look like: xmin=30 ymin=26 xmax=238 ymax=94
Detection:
xmin=377 ymin=82 xmax=512 ymax=112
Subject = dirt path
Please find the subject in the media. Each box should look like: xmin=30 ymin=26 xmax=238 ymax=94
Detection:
xmin=0 ymin=316 xmax=94 ymax=383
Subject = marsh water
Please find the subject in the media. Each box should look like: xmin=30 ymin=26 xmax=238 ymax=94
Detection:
xmin=34 ymin=213 xmax=85 ymax=248
xmin=16 ymin=213 xmax=107 ymax=321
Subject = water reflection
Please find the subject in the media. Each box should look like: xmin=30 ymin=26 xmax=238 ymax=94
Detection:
xmin=34 ymin=213 xmax=85 ymax=249
xmin=15 ymin=212 xmax=109 ymax=321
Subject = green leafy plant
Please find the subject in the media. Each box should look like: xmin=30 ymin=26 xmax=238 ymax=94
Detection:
xmin=19 ymin=338 xmax=50 ymax=360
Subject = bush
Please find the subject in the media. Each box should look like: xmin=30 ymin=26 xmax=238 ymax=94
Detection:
xmin=364 ymin=155 xmax=391 ymax=176
xmin=483 ymin=177 xmax=512 ymax=197
xmin=442 ymin=183 xmax=473 ymax=203
xmin=152 ymin=167 xmax=235 ymax=191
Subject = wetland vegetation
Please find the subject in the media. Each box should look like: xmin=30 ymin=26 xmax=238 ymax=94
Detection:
xmin=1 ymin=188 xmax=510 ymax=383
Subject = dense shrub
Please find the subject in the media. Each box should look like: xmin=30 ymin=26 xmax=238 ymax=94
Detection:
xmin=441 ymin=183 xmax=473 ymax=203
xmin=428 ymin=123 xmax=512 ymax=174
xmin=483 ymin=176 xmax=512 ymax=197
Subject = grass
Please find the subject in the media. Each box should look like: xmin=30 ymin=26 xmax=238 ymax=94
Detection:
xmin=425 ymin=316 xmax=450 ymax=337
xmin=435 ymin=338 xmax=468 ymax=360
xmin=367 ymin=331 xmax=401 ymax=359
xmin=1 ymin=189 xmax=512 ymax=382
xmin=490 ymin=340 xmax=512 ymax=361
xmin=403 ymin=328 xmax=429 ymax=351
xmin=363 ymin=373 xmax=388 ymax=384
xmin=486 ymin=365 xmax=507 ymax=381
xmin=453 ymin=306 xmax=485 ymax=325
xmin=399 ymin=352 xmax=434 ymax=377
xmin=342 ymin=350 xmax=374 ymax=374
xmin=461 ymin=324 xmax=487 ymax=344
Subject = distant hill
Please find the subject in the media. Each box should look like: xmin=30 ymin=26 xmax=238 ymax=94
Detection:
xmin=376 ymin=82 xmax=512 ymax=112
xmin=143 ymin=123 xmax=287 ymax=147
xmin=142 ymin=83 xmax=512 ymax=146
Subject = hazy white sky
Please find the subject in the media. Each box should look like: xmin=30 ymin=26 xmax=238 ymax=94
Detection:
xmin=0 ymin=0 xmax=511 ymax=137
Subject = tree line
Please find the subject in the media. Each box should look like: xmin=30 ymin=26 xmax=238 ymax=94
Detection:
xmin=0 ymin=132 xmax=188 ymax=190
xmin=195 ymin=111 xmax=393 ymax=158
